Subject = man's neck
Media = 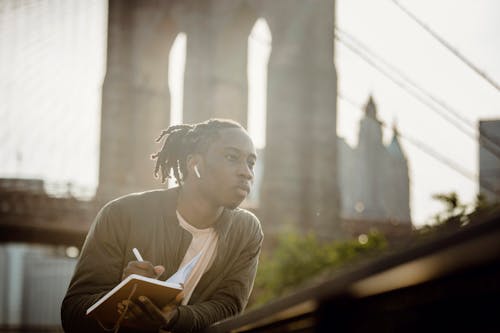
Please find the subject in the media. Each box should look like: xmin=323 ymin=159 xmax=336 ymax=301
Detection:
xmin=177 ymin=186 xmax=223 ymax=229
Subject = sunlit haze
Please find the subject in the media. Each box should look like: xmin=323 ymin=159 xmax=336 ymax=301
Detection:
xmin=0 ymin=0 xmax=498 ymax=226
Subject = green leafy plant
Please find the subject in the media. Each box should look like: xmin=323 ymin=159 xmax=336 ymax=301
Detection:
xmin=251 ymin=231 xmax=386 ymax=307
xmin=419 ymin=192 xmax=497 ymax=236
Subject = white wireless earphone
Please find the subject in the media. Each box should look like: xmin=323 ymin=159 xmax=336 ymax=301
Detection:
xmin=194 ymin=165 xmax=201 ymax=179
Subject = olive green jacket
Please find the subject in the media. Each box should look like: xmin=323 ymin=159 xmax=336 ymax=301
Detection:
xmin=61 ymin=188 xmax=263 ymax=333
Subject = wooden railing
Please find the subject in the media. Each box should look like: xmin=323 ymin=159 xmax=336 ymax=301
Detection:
xmin=205 ymin=207 xmax=500 ymax=333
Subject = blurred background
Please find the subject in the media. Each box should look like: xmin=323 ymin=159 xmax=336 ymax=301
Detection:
xmin=0 ymin=0 xmax=499 ymax=331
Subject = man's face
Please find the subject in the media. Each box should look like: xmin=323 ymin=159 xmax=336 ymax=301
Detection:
xmin=199 ymin=127 xmax=257 ymax=209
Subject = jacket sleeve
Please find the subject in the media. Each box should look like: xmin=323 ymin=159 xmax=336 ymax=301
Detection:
xmin=170 ymin=218 xmax=264 ymax=333
xmin=61 ymin=202 xmax=129 ymax=333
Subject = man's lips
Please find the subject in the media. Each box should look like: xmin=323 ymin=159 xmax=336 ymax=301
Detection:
xmin=236 ymin=184 xmax=250 ymax=195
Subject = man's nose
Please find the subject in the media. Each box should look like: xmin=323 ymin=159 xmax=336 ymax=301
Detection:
xmin=239 ymin=162 xmax=253 ymax=180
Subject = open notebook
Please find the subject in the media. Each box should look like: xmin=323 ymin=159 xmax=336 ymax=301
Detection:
xmin=86 ymin=252 xmax=201 ymax=325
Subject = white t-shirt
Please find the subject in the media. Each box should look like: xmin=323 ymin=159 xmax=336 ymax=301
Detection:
xmin=176 ymin=211 xmax=219 ymax=305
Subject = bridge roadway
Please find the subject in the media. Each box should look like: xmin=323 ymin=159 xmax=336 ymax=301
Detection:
xmin=204 ymin=207 xmax=500 ymax=333
xmin=0 ymin=180 xmax=98 ymax=247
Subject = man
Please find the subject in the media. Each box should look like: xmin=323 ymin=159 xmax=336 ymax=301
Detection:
xmin=61 ymin=119 xmax=263 ymax=332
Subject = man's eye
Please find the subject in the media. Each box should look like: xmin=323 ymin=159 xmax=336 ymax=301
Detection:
xmin=225 ymin=154 xmax=238 ymax=161
xmin=248 ymin=161 xmax=256 ymax=170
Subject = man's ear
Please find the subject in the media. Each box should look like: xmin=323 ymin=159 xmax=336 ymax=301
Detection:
xmin=186 ymin=154 xmax=203 ymax=178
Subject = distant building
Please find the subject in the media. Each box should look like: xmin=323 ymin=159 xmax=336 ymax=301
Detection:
xmin=0 ymin=178 xmax=91 ymax=329
xmin=338 ymin=96 xmax=412 ymax=226
xmin=479 ymin=119 xmax=500 ymax=203
xmin=249 ymin=96 xmax=412 ymax=239
xmin=0 ymin=244 xmax=76 ymax=328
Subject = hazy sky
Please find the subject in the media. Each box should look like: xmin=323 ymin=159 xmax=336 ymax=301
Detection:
xmin=335 ymin=0 xmax=500 ymax=224
xmin=0 ymin=0 xmax=106 ymax=198
xmin=0 ymin=0 xmax=498 ymax=225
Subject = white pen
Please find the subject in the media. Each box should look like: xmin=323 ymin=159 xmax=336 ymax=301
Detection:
xmin=132 ymin=247 xmax=144 ymax=262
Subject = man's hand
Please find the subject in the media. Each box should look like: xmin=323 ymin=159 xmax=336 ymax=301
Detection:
xmin=116 ymin=291 xmax=184 ymax=330
xmin=122 ymin=260 xmax=165 ymax=280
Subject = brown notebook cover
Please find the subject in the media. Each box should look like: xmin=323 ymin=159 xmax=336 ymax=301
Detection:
xmin=86 ymin=274 xmax=183 ymax=326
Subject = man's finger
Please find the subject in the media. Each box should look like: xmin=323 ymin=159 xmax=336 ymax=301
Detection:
xmin=174 ymin=291 xmax=184 ymax=305
xmin=161 ymin=291 xmax=184 ymax=313
xmin=122 ymin=299 xmax=146 ymax=321
xmin=122 ymin=261 xmax=157 ymax=280
xmin=154 ymin=265 xmax=165 ymax=278
xmin=138 ymin=296 xmax=169 ymax=325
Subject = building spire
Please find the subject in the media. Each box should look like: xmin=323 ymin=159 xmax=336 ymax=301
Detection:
xmin=364 ymin=95 xmax=377 ymax=119
xmin=392 ymin=118 xmax=399 ymax=136
xmin=387 ymin=121 xmax=405 ymax=159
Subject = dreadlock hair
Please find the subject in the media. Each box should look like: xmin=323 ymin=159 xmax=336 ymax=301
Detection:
xmin=151 ymin=118 xmax=243 ymax=186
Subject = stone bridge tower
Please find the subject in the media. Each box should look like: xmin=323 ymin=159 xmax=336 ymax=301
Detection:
xmin=258 ymin=1 xmax=340 ymax=237
xmin=98 ymin=0 xmax=341 ymax=237
xmin=97 ymin=0 xmax=180 ymax=200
